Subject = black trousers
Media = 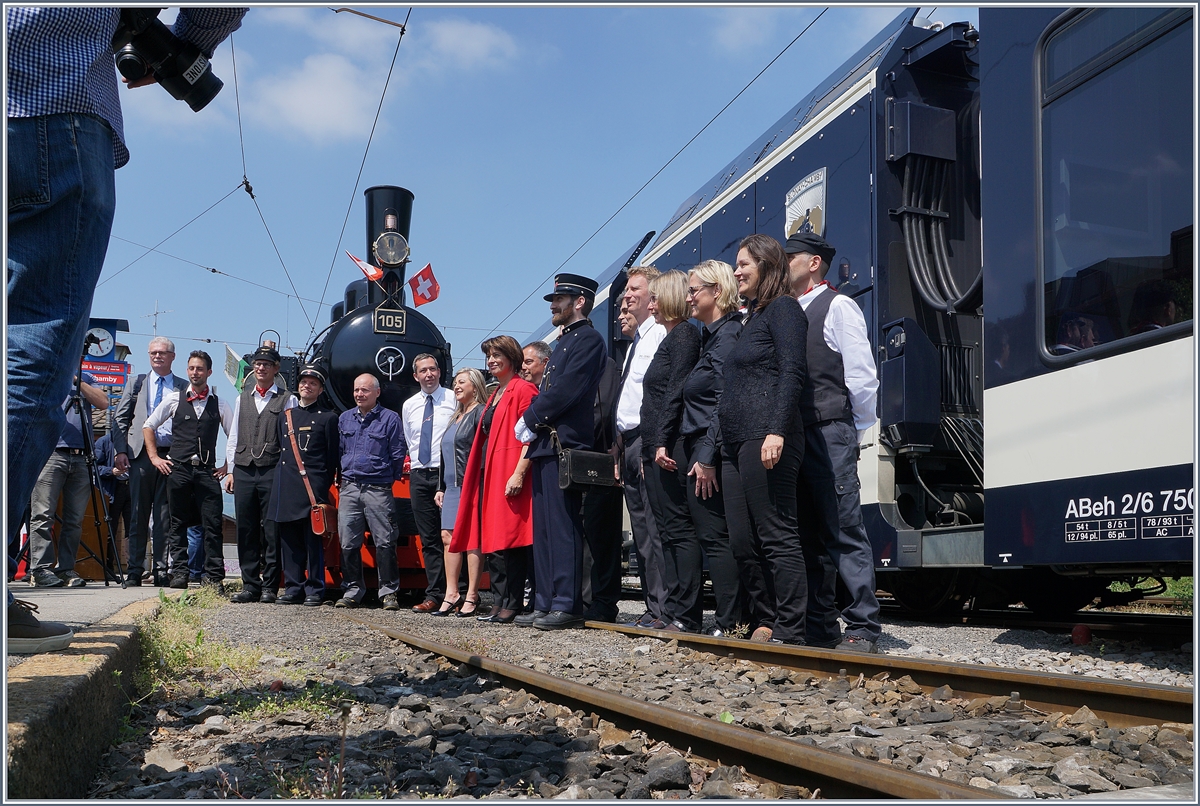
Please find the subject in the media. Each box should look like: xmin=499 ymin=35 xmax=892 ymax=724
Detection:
xmin=277 ymin=517 xmax=326 ymax=599
xmin=723 ymin=436 xmax=807 ymax=643
xmin=109 ymin=481 xmax=132 ymax=570
xmin=233 ymin=464 xmax=279 ymax=595
xmin=582 ymin=483 xmax=624 ymax=619
xmin=530 ymin=456 xmax=585 ymax=615
xmin=166 ymin=465 xmax=224 ymax=583
xmin=127 ymin=447 xmax=171 ymax=577
xmin=409 ymin=467 xmax=445 ymax=601
xmin=488 ymin=545 xmax=532 ymax=611
xmin=798 ymin=420 xmax=881 ymax=643
xmin=682 ymin=435 xmax=745 ymax=632
xmin=621 ymin=434 xmax=667 ymax=620
xmin=644 ymin=438 xmax=701 ymax=629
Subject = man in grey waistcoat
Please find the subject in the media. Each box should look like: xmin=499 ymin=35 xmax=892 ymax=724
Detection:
xmin=224 ymin=344 xmax=295 ymax=603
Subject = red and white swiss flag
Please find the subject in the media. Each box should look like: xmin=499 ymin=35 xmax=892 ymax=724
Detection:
xmin=345 ymin=250 xmax=382 ymax=281
xmin=408 ymin=263 xmax=439 ymax=307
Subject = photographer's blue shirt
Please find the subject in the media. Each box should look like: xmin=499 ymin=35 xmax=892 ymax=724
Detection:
xmin=57 ymin=372 xmax=97 ymax=450
xmin=338 ymin=404 xmax=408 ymax=486
xmin=5 ymin=7 xmax=246 ymax=168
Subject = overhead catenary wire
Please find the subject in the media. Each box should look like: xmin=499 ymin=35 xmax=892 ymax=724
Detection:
xmin=107 ymin=235 xmax=332 ymax=309
xmin=228 ymin=37 xmax=314 ymax=332
xmin=96 ymin=181 xmax=244 ymax=287
xmin=466 ymin=7 xmax=829 ymax=354
xmin=310 ymin=7 xmax=413 ymax=343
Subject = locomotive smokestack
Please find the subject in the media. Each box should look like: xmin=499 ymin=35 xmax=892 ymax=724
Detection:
xmin=365 ymin=185 xmax=414 ymax=269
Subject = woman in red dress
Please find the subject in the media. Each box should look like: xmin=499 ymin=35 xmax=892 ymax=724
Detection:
xmin=451 ymin=335 xmax=538 ymax=624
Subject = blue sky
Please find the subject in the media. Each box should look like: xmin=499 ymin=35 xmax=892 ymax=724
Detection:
xmin=93 ymin=4 xmax=977 ymax=378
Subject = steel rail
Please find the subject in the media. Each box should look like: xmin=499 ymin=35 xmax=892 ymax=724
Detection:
xmin=877 ymin=602 xmax=1194 ymax=641
xmin=589 ymin=623 xmax=1193 ymax=729
xmin=344 ymin=613 xmax=1004 ymax=800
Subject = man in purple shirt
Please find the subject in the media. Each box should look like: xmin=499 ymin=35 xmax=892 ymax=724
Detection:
xmin=336 ymin=374 xmax=407 ymax=610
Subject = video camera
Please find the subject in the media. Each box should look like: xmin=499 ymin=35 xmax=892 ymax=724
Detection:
xmin=112 ymin=8 xmax=224 ymax=112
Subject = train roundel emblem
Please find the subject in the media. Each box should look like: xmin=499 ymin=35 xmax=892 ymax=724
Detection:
xmin=375 ymin=346 xmax=406 ymax=380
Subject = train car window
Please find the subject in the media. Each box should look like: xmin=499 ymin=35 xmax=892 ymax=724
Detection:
xmin=1038 ymin=8 xmax=1193 ymax=363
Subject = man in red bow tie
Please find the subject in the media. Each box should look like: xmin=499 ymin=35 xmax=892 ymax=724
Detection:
xmin=142 ymin=350 xmax=233 ymax=590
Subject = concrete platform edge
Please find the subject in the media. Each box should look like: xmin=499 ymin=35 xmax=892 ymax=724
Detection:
xmin=6 ymin=596 xmax=161 ymax=799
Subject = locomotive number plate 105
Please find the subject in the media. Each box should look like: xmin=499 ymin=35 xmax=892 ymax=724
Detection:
xmin=373 ymin=307 xmax=407 ymax=335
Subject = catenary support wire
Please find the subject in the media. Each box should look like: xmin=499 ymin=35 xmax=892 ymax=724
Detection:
xmin=467 ymin=8 xmax=829 ymax=354
xmin=311 ymin=7 xmax=413 ymax=342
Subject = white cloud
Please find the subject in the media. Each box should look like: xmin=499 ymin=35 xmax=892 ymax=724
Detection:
xmin=412 ymin=18 xmax=519 ymax=73
xmin=245 ymin=52 xmax=382 ymax=144
xmin=709 ymin=8 xmax=787 ymax=53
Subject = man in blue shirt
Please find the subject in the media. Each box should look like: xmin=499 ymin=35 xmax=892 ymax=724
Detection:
xmin=25 ymin=374 xmax=109 ymax=588
xmin=336 ymin=374 xmax=407 ymax=610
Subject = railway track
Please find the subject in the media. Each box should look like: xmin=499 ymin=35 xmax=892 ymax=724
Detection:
xmin=877 ymin=602 xmax=1194 ymax=645
xmin=590 ymin=621 xmax=1193 ymax=730
xmin=345 ymin=613 xmax=1004 ymax=800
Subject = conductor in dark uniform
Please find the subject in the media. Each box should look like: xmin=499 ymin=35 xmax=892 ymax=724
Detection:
xmin=269 ymin=365 xmax=339 ymax=606
xmin=514 ymin=274 xmax=608 ymax=630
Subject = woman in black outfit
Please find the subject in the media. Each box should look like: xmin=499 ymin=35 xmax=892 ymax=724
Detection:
xmin=717 ymin=233 xmax=809 ymax=644
xmin=677 ymin=259 xmax=746 ymax=636
xmin=640 ymin=270 xmax=701 ymax=630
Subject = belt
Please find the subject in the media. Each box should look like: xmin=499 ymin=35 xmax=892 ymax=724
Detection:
xmin=55 ymin=447 xmax=85 ymax=455
xmin=411 ymin=466 xmax=440 ymax=474
xmin=620 ymin=426 xmax=640 ymax=442
xmin=183 ymin=456 xmax=214 ymax=469
xmin=343 ymin=478 xmax=391 ymax=489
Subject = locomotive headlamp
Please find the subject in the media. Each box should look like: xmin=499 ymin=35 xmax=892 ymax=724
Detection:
xmin=373 ymin=230 xmax=409 ymax=266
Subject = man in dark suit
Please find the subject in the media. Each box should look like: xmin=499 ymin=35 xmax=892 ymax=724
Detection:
xmin=515 ymin=274 xmax=608 ymax=630
xmin=112 ymin=337 xmax=188 ymax=586
xmin=582 ymin=356 xmax=623 ymax=622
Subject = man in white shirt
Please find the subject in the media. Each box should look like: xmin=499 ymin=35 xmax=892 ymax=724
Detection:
xmin=786 ymin=231 xmax=881 ymax=653
xmin=613 ymin=266 xmax=670 ymax=628
xmin=223 ymin=344 xmax=296 ymax=603
xmin=142 ymin=350 xmax=233 ymax=590
xmin=401 ymin=354 xmax=457 ymax=612
xmin=111 ymin=337 xmax=188 ymax=586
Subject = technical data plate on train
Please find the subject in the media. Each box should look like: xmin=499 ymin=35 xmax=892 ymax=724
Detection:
xmin=373 ymin=307 xmax=406 ymax=335
xmin=1064 ymin=488 xmax=1195 ymax=543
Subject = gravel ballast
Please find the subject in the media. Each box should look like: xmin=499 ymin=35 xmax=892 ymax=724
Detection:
xmin=88 ymin=597 xmax=1194 ymax=799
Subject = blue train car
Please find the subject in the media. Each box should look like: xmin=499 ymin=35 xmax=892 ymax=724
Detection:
xmin=535 ymin=7 xmax=1194 ymax=615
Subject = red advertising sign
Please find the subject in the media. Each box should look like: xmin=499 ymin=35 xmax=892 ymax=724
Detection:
xmin=83 ymin=360 xmax=129 ymax=374
xmin=88 ymin=373 xmax=127 ymax=385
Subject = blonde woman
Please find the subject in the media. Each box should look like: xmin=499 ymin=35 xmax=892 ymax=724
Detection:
xmin=639 ymin=270 xmax=701 ymax=631
xmin=432 ymin=368 xmax=487 ymax=616
xmin=676 ymin=259 xmax=747 ymax=635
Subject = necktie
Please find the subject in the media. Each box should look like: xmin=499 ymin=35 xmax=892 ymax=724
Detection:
xmin=619 ymin=330 xmax=641 ymax=387
xmin=418 ymin=394 xmax=434 ymax=466
xmin=151 ymin=376 xmax=164 ymax=413
xmin=187 ymin=388 xmax=208 ymax=402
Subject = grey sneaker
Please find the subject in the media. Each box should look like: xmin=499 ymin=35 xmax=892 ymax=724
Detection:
xmin=29 ymin=568 xmax=65 ymax=588
xmin=334 ymin=597 xmax=357 ymax=608
xmin=381 ymin=593 xmax=399 ymax=611
xmin=57 ymin=570 xmax=87 ymax=588
xmin=7 ymin=599 xmax=73 ymax=654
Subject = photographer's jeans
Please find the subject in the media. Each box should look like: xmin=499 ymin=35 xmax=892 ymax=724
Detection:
xmin=6 ymin=114 xmax=116 ymax=581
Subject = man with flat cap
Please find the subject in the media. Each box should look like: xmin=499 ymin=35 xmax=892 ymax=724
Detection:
xmin=785 ymin=231 xmax=882 ymax=653
xmin=225 ymin=343 xmax=296 ymax=603
xmin=269 ymin=364 xmax=339 ymax=606
xmin=514 ymin=273 xmax=608 ymax=630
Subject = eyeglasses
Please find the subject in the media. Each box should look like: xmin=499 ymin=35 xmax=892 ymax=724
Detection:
xmin=148 ymin=351 xmax=173 ymax=357
xmin=686 ymin=283 xmax=715 ymax=297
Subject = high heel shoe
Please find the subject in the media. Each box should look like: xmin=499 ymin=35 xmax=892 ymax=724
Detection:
xmin=457 ymin=596 xmax=481 ymax=618
xmin=430 ymin=597 xmax=462 ymax=617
